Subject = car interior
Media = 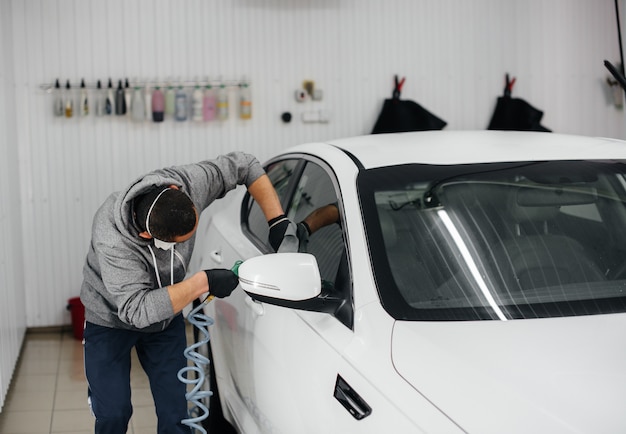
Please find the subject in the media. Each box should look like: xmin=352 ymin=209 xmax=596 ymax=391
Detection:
xmin=375 ymin=163 xmax=626 ymax=319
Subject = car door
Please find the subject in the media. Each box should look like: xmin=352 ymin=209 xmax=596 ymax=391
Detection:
xmin=237 ymin=157 xmax=372 ymax=433
xmin=199 ymin=159 xmax=301 ymax=431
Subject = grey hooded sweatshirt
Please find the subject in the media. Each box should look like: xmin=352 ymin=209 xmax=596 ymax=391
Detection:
xmin=80 ymin=152 xmax=265 ymax=332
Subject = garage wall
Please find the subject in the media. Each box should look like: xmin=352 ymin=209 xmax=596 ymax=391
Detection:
xmin=0 ymin=0 xmax=26 ymax=412
xmin=7 ymin=0 xmax=626 ymax=328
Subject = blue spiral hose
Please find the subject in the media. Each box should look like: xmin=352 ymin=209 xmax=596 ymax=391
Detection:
xmin=177 ymin=299 xmax=214 ymax=434
xmin=178 ymin=261 xmax=243 ymax=433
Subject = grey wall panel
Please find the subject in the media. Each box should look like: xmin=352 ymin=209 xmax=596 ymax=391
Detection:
xmin=7 ymin=0 xmax=625 ymax=327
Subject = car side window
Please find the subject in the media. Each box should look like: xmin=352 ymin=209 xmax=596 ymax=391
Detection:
xmin=245 ymin=158 xmax=352 ymax=328
xmin=246 ymin=159 xmax=299 ymax=248
xmin=288 ymin=162 xmax=344 ymax=287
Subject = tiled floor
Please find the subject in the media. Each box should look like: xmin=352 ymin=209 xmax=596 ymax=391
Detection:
xmin=0 ymin=327 xmax=197 ymax=434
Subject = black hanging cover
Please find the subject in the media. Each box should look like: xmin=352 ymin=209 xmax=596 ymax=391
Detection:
xmin=372 ymin=76 xmax=447 ymax=134
xmin=488 ymin=74 xmax=551 ymax=132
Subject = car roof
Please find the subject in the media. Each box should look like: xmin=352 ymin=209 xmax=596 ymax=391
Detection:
xmin=308 ymin=131 xmax=626 ymax=169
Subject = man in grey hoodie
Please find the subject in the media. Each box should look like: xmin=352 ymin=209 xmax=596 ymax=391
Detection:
xmin=80 ymin=152 xmax=295 ymax=434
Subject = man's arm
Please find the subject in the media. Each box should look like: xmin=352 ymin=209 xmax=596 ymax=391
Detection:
xmin=302 ymin=203 xmax=340 ymax=234
xmin=167 ymin=173 xmax=288 ymax=314
xmin=247 ymin=174 xmax=285 ymax=221
xmin=167 ymin=269 xmax=240 ymax=314
xmin=167 ymin=271 xmax=208 ymax=314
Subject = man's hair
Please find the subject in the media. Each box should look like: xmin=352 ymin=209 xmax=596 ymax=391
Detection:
xmin=133 ymin=187 xmax=196 ymax=241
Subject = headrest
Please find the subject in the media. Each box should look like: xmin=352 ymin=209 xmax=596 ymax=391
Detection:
xmin=508 ymin=188 xmax=559 ymax=224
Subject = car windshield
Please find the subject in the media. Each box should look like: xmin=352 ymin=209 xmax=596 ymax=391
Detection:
xmin=358 ymin=161 xmax=626 ymax=321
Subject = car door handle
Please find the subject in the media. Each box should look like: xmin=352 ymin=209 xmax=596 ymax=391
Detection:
xmin=333 ymin=375 xmax=372 ymax=420
xmin=209 ymin=250 xmax=223 ymax=265
xmin=245 ymin=295 xmax=264 ymax=316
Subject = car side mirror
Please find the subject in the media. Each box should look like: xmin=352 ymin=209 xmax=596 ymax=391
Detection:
xmin=238 ymin=253 xmax=322 ymax=301
xmin=238 ymin=253 xmax=345 ymax=315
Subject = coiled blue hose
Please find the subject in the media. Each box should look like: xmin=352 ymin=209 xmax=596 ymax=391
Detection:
xmin=177 ymin=298 xmax=215 ymax=434
xmin=178 ymin=261 xmax=242 ymax=434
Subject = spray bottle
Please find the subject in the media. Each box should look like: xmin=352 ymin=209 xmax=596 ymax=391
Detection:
xmin=79 ymin=79 xmax=89 ymax=116
xmin=105 ymin=78 xmax=114 ymax=115
xmin=175 ymin=85 xmax=188 ymax=121
xmin=124 ymin=78 xmax=132 ymax=116
xmin=115 ymin=80 xmax=127 ymax=115
xmin=217 ymin=83 xmax=229 ymax=121
xmin=131 ymin=85 xmax=145 ymax=122
xmin=64 ymin=80 xmax=73 ymax=118
xmin=94 ymin=80 xmax=104 ymax=116
xmin=165 ymin=84 xmax=176 ymax=119
xmin=53 ymin=79 xmax=64 ymax=117
xmin=192 ymin=84 xmax=203 ymax=122
xmin=239 ymin=80 xmax=252 ymax=120
xmin=152 ymin=86 xmax=165 ymax=122
xmin=202 ymin=83 xmax=216 ymax=121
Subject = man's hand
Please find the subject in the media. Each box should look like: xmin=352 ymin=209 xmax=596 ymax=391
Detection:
xmin=204 ymin=269 xmax=239 ymax=298
xmin=268 ymin=214 xmax=299 ymax=252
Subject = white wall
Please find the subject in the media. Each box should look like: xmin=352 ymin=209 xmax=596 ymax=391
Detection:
xmin=6 ymin=0 xmax=626 ymax=328
xmin=0 ymin=0 xmax=27 ymax=412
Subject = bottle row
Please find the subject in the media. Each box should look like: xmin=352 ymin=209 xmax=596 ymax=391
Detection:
xmin=50 ymin=78 xmax=252 ymax=122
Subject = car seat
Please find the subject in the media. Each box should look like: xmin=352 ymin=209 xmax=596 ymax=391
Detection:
xmin=494 ymin=188 xmax=605 ymax=291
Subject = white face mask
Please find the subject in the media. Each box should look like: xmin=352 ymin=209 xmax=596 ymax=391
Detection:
xmin=146 ymin=188 xmax=175 ymax=251
xmin=153 ymin=238 xmax=176 ymax=251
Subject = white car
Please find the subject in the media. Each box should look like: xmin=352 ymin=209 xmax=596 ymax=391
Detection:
xmin=188 ymin=130 xmax=626 ymax=434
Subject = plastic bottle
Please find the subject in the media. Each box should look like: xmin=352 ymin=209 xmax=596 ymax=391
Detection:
xmin=239 ymin=81 xmax=252 ymax=120
xmin=152 ymin=86 xmax=165 ymax=122
xmin=175 ymin=85 xmax=188 ymax=121
xmin=79 ymin=79 xmax=89 ymax=116
xmin=64 ymin=80 xmax=73 ymax=118
xmin=94 ymin=80 xmax=104 ymax=116
xmin=144 ymin=84 xmax=152 ymax=121
xmin=165 ymin=84 xmax=176 ymax=118
xmin=124 ymin=78 xmax=131 ymax=116
xmin=115 ymin=80 xmax=126 ymax=115
xmin=202 ymin=84 xmax=216 ymax=121
xmin=105 ymin=78 xmax=114 ymax=115
xmin=192 ymin=84 xmax=203 ymax=121
xmin=53 ymin=79 xmax=64 ymax=117
xmin=131 ymin=85 xmax=145 ymax=122
xmin=217 ymin=83 xmax=229 ymax=121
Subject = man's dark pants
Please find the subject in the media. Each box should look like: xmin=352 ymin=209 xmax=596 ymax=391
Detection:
xmin=84 ymin=314 xmax=190 ymax=434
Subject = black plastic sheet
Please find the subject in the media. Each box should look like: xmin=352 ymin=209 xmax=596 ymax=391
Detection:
xmin=372 ymin=75 xmax=446 ymax=134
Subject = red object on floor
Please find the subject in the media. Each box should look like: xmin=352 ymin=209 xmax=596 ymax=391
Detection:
xmin=67 ymin=297 xmax=85 ymax=340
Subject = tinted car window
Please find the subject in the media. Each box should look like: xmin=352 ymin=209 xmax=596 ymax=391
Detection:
xmin=359 ymin=160 xmax=626 ymax=321
xmin=246 ymin=159 xmax=299 ymax=249
xmin=245 ymin=159 xmax=345 ymax=289
xmin=288 ymin=162 xmax=343 ymax=285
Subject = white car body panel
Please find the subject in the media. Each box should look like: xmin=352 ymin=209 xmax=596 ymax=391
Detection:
xmin=188 ymin=131 xmax=626 ymax=433
xmin=392 ymin=314 xmax=626 ymax=433
xmin=320 ymin=131 xmax=626 ymax=167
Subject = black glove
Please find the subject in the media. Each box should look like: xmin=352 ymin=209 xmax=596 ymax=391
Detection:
xmin=268 ymin=214 xmax=291 ymax=252
xmin=204 ymin=269 xmax=239 ymax=298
